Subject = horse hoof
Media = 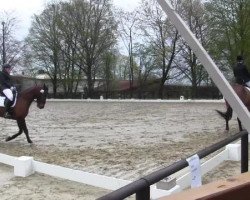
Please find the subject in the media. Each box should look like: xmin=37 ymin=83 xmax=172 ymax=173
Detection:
xmin=223 ymin=129 xmax=229 ymax=134
xmin=28 ymin=140 xmax=33 ymax=144
xmin=5 ymin=137 xmax=11 ymax=142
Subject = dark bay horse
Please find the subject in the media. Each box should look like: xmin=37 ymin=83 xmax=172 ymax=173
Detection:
xmin=216 ymin=83 xmax=250 ymax=131
xmin=0 ymin=84 xmax=48 ymax=143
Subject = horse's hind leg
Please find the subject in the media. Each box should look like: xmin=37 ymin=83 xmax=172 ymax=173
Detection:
xmin=226 ymin=119 xmax=229 ymax=131
xmin=5 ymin=120 xmax=23 ymax=142
xmin=5 ymin=119 xmax=32 ymax=143
xmin=237 ymin=118 xmax=243 ymax=131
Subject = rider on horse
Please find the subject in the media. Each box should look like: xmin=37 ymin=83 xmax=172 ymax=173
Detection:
xmin=233 ymin=55 xmax=250 ymax=87
xmin=0 ymin=63 xmax=15 ymax=118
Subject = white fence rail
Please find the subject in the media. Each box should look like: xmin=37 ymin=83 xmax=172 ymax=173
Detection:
xmin=0 ymin=142 xmax=243 ymax=199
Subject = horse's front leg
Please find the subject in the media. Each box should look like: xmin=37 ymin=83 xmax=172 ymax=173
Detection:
xmin=5 ymin=120 xmax=23 ymax=142
xmin=20 ymin=119 xmax=32 ymax=143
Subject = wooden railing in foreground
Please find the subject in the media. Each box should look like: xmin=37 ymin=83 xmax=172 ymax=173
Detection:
xmin=97 ymin=131 xmax=249 ymax=200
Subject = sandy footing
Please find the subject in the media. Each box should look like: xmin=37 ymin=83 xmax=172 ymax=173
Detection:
xmin=0 ymin=101 xmax=247 ymax=199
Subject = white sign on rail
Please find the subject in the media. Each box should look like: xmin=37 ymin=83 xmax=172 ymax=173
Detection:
xmin=186 ymin=154 xmax=202 ymax=188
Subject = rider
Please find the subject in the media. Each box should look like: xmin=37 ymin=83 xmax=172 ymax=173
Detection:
xmin=0 ymin=63 xmax=14 ymax=118
xmin=233 ymin=55 xmax=250 ymax=87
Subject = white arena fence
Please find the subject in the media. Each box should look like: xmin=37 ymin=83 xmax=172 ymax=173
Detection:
xmin=47 ymin=98 xmax=225 ymax=103
xmin=0 ymin=131 xmax=248 ymax=200
xmin=98 ymin=131 xmax=248 ymax=200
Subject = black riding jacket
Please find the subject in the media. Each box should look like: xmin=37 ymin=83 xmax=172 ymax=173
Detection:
xmin=233 ymin=62 xmax=250 ymax=84
xmin=0 ymin=70 xmax=13 ymax=90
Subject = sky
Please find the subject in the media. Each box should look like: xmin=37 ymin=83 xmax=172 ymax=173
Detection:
xmin=1 ymin=0 xmax=140 ymax=40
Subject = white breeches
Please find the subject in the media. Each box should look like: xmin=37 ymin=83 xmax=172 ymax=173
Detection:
xmin=245 ymin=81 xmax=250 ymax=87
xmin=3 ymin=89 xmax=13 ymax=101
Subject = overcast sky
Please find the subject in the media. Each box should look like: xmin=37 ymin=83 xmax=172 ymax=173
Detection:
xmin=1 ymin=0 xmax=140 ymax=40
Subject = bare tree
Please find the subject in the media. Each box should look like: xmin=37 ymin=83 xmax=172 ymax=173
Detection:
xmin=26 ymin=4 xmax=62 ymax=97
xmin=138 ymin=0 xmax=180 ymax=99
xmin=117 ymin=10 xmax=138 ymax=97
xmin=0 ymin=12 xmax=23 ymax=71
xmin=134 ymin=43 xmax=158 ymax=99
xmin=55 ymin=2 xmax=82 ymax=98
xmin=26 ymin=0 xmax=117 ymax=98
xmin=115 ymin=54 xmax=130 ymax=80
xmin=175 ymin=0 xmax=210 ymax=98
xmin=101 ymin=50 xmax=117 ymax=98
xmin=70 ymin=0 xmax=117 ymax=98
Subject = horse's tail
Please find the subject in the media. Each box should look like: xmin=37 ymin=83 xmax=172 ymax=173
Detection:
xmin=215 ymin=107 xmax=233 ymax=121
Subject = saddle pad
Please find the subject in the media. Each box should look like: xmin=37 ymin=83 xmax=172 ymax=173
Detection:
xmin=0 ymin=96 xmax=16 ymax=108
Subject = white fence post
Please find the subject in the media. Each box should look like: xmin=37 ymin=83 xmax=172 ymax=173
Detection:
xmin=226 ymin=144 xmax=241 ymax=161
xmin=14 ymin=156 xmax=34 ymax=177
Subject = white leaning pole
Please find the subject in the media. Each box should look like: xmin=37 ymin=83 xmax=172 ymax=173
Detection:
xmin=157 ymin=0 xmax=250 ymax=133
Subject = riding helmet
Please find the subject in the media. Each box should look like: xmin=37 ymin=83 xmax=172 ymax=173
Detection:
xmin=236 ymin=55 xmax=244 ymax=61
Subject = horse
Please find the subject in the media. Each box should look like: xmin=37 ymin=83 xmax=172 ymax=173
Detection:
xmin=216 ymin=83 xmax=250 ymax=131
xmin=0 ymin=84 xmax=48 ymax=143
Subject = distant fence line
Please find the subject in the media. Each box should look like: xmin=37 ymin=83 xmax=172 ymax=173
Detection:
xmin=48 ymin=85 xmax=222 ymax=99
xmin=11 ymin=75 xmax=221 ymax=99
xmin=95 ymin=85 xmax=222 ymax=100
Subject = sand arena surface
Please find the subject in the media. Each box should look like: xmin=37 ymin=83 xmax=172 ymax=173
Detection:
xmin=0 ymin=100 xmax=244 ymax=199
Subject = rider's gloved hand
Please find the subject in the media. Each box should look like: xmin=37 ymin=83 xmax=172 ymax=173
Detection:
xmin=10 ymin=86 xmax=16 ymax=91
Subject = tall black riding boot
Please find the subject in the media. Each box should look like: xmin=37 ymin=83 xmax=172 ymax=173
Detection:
xmin=4 ymin=98 xmax=12 ymax=119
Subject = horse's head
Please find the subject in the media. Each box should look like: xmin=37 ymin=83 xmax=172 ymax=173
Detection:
xmin=35 ymin=84 xmax=48 ymax=109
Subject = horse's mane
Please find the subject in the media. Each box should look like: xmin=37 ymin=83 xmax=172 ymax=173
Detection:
xmin=19 ymin=85 xmax=43 ymax=96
